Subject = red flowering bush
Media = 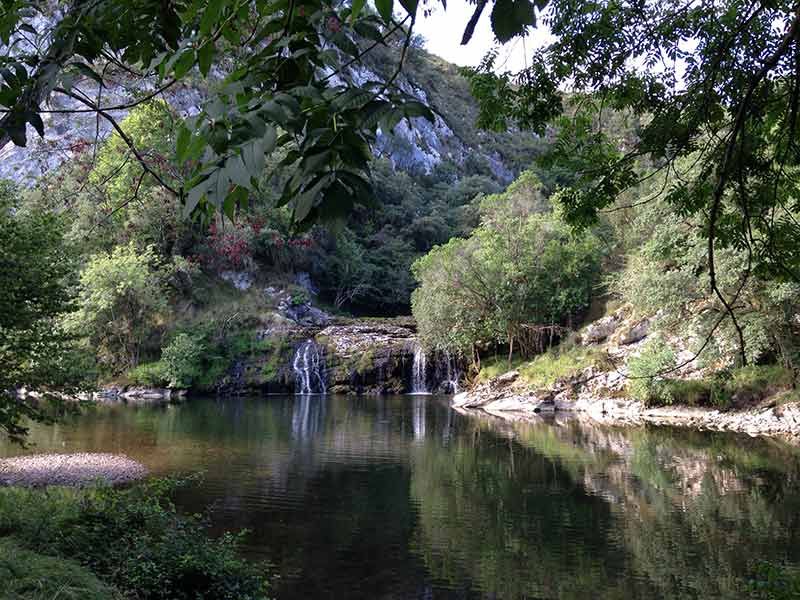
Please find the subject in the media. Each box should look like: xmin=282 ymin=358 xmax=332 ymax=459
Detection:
xmin=203 ymin=220 xmax=256 ymax=272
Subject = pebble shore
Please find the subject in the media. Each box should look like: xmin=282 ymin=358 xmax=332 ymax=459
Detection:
xmin=0 ymin=453 xmax=148 ymax=487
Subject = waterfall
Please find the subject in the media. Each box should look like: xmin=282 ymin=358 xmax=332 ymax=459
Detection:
xmin=293 ymin=340 xmax=326 ymax=395
xmin=439 ymin=350 xmax=461 ymax=394
xmin=411 ymin=344 xmax=430 ymax=395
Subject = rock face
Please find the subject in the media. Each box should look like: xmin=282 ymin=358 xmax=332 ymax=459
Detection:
xmin=319 ymin=320 xmax=419 ymax=394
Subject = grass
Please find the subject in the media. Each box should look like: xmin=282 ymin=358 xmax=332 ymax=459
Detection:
xmin=0 ymin=538 xmax=119 ymax=600
xmin=643 ymin=365 xmax=796 ymax=409
xmin=478 ymin=345 xmax=605 ymax=389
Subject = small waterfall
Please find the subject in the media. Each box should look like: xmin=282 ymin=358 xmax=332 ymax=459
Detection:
xmin=411 ymin=344 xmax=430 ymax=395
xmin=437 ymin=350 xmax=461 ymax=394
xmin=293 ymin=339 xmax=326 ymax=394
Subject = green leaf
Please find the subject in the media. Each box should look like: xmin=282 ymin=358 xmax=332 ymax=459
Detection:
xmin=350 ymin=0 xmax=367 ymax=21
xmin=172 ymin=50 xmax=196 ymax=78
xmin=301 ymin=150 xmax=331 ymax=177
xmin=225 ymin=155 xmax=252 ymax=189
xmin=294 ymin=176 xmax=329 ymax=222
xmin=197 ymin=41 xmax=215 ymax=77
xmin=199 ymin=0 xmax=225 ymax=35
xmin=490 ymin=0 xmax=536 ymax=43
xmin=398 ymin=0 xmax=418 ymax=16
xmin=184 ymin=180 xmax=208 ymax=217
xmin=26 ymin=111 xmax=44 ymax=137
xmin=208 ymin=168 xmax=231 ymax=209
xmin=375 ymin=0 xmax=393 ymax=23
xmin=176 ymin=124 xmax=192 ymax=162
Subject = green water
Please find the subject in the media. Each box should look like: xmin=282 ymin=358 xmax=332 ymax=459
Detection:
xmin=3 ymin=394 xmax=800 ymax=599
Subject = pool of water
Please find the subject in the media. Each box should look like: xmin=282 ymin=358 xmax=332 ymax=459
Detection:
xmin=3 ymin=394 xmax=800 ymax=599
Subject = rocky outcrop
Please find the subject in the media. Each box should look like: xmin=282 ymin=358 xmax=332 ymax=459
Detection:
xmin=318 ymin=319 xmax=418 ymax=394
xmin=235 ymin=314 xmax=464 ymax=395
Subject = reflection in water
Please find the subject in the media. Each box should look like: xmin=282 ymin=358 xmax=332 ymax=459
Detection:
xmin=413 ymin=396 xmax=426 ymax=441
xmin=291 ymin=394 xmax=326 ymax=441
xmin=3 ymin=396 xmax=800 ymax=599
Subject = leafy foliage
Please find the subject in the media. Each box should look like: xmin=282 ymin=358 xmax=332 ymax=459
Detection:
xmin=412 ymin=171 xmax=602 ymax=357
xmin=67 ymin=243 xmax=169 ymax=373
xmin=0 ymin=538 xmax=118 ymax=600
xmin=0 ymin=480 xmax=269 ymax=600
xmin=464 ymin=0 xmax=800 ymax=362
xmin=0 ymin=182 xmax=87 ymax=441
xmin=160 ymin=333 xmax=206 ymax=388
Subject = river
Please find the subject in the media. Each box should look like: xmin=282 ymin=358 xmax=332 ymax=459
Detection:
xmin=3 ymin=394 xmax=800 ymax=599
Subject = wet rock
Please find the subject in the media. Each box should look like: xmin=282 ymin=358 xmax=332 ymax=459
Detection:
xmin=120 ymin=387 xmax=180 ymax=403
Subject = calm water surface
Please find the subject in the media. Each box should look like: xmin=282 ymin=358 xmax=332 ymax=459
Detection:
xmin=3 ymin=394 xmax=800 ymax=599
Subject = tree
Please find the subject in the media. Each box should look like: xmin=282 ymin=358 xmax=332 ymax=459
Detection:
xmin=0 ymin=182 xmax=81 ymax=441
xmin=464 ymin=0 xmax=800 ymax=365
xmin=412 ymin=172 xmax=602 ymax=359
xmin=67 ymin=243 xmax=168 ymax=372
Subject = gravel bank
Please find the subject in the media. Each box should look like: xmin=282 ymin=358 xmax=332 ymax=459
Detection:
xmin=0 ymin=453 xmax=148 ymax=487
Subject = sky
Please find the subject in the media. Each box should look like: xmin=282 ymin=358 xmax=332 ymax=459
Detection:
xmin=411 ymin=2 xmax=554 ymax=73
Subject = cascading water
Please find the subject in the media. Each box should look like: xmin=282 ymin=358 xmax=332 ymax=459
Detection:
xmin=410 ymin=344 xmax=430 ymax=395
xmin=293 ymin=339 xmax=326 ymax=395
xmin=441 ymin=350 xmax=461 ymax=394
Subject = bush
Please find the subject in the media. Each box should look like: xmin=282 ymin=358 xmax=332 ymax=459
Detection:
xmin=0 ymin=480 xmax=269 ymax=600
xmin=128 ymin=361 xmax=169 ymax=387
xmin=747 ymin=561 xmax=800 ymax=599
xmin=161 ymin=333 xmax=205 ymax=388
xmin=412 ymin=171 xmax=602 ymax=357
xmin=627 ymin=337 xmax=677 ymax=406
xmin=67 ymin=242 xmax=169 ymax=373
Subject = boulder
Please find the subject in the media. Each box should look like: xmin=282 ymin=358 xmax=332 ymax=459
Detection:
xmin=620 ymin=319 xmax=650 ymax=345
xmin=582 ymin=314 xmax=622 ymax=344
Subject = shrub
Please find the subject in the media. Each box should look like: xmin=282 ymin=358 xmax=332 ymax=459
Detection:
xmin=161 ymin=333 xmax=205 ymax=388
xmin=627 ymin=337 xmax=677 ymax=406
xmin=128 ymin=361 xmax=169 ymax=387
xmin=0 ymin=480 xmax=269 ymax=600
xmin=747 ymin=561 xmax=800 ymax=599
xmin=412 ymin=171 xmax=602 ymax=358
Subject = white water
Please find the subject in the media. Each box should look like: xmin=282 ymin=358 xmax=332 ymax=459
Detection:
xmin=293 ymin=340 xmax=326 ymax=395
xmin=411 ymin=344 xmax=430 ymax=395
xmin=441 ymin=350 xmax=460 ymax=394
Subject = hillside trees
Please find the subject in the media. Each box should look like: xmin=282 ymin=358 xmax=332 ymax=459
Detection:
xmin=412 ymin=172 xmax=602 ymax=359
xmin=465 ymin=0 xmax=800 ymax=365
xmin=0 ymin=0 xmax=542 ymax=228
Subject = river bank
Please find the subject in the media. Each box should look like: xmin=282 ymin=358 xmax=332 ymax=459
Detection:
xmin=452 ymin=372 xmax=800 ymax=441
xmin=453 ymin=305 xmax=800 ymax=442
